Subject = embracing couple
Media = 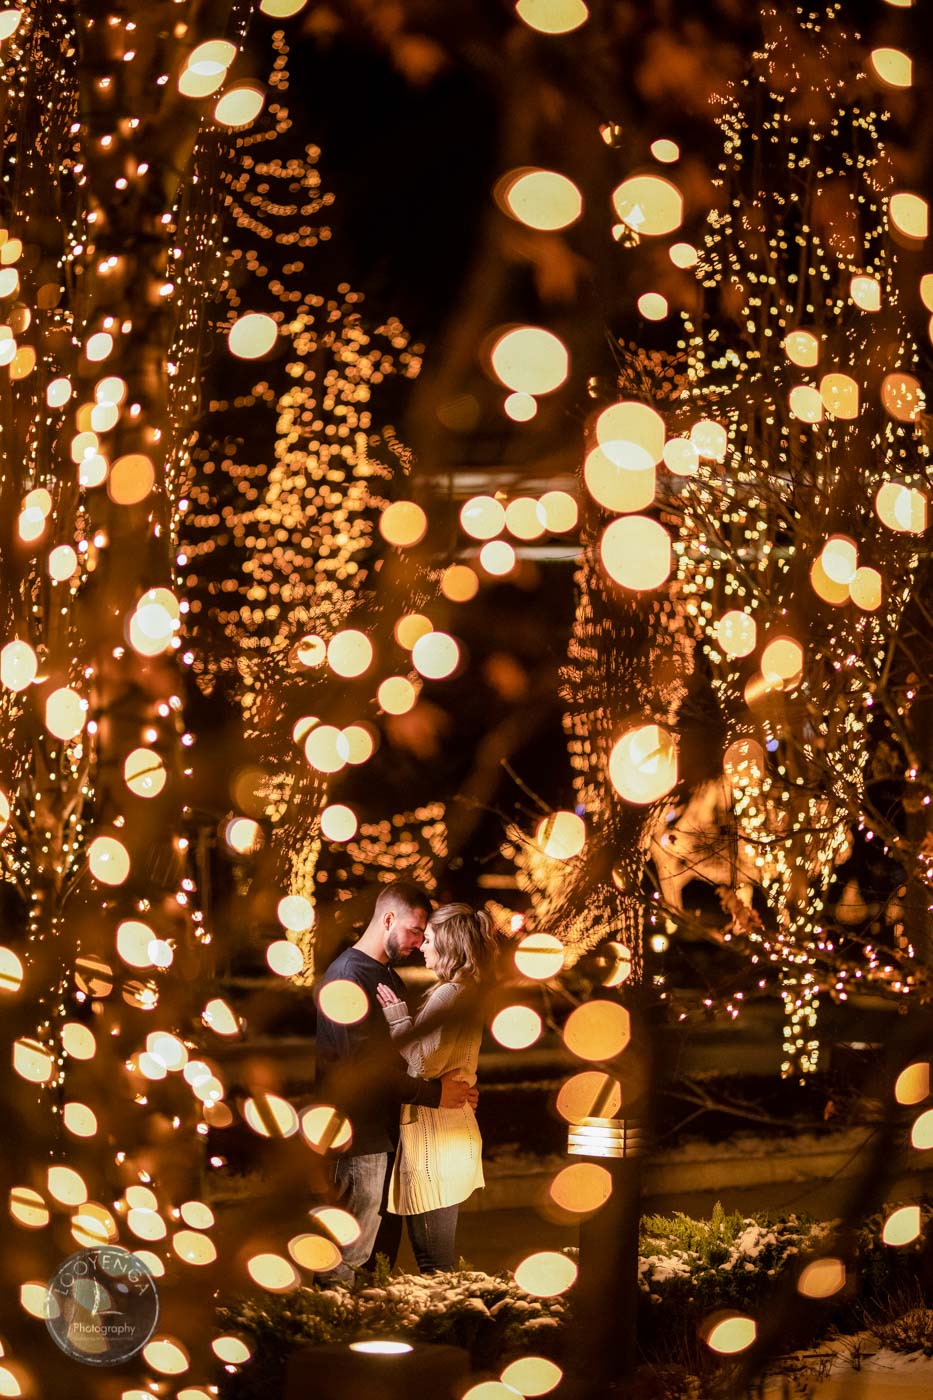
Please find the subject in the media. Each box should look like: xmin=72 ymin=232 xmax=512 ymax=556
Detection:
xmin=314 ymin=880 xmax=498 ymax=1281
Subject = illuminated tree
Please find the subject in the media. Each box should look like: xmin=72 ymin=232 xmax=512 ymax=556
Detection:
xmin=662 ymin=6 xmax=930 ymax=1074
xmin=177 ymin=26 xmax=453 ymax=979
xmin=0 ymin=3 xmax=290 ymax=1393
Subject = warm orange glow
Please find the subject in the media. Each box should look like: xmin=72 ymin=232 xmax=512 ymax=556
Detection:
xmin=556 ymin=1070 xmax=622 ymax=1124
xmin=304 ymin=723 xmax=346 ymax=774
xmin=820 ymin=373 xmax=859 ymax=419
xmin=116 ymin=920 xmax=158 ymax=968
xmin=850 ymin=275 xmax=881 ymax=310
xmin=595 ymin=401 xmax=664 ymax=471
xmin=911 ymin=1109 xmax=933 ymax=1150
xmin=490 ymin=1005 xmax=542 ymax=1050
xmin=870 ymin=46 xmax=912 ymax=87
xmin=889 ymin=192 xmax=928 ymax=240
xmin=319 ymin=979 xmax=368 ymax=1025
xmin=715 ymin=611 xmax=756 ymax=658
xmin=505 ymin=496 xmax=546 ymax=541
xmin=600 ymin=516 xmax=671 ymax=591
xmin=47 ymin=1165 xmax=87 ymax=1206
xmin=288 ymin=1233 xmax=342 ymax=1273
xmin=377 ymin=676 xmax=418 ymax=714
xmin=259 ymin=0 xmax=310 ymax=15
xmin=797 ymin=1257 xmax=845 ymax=1298
xmin=380 ymin=500 xmax=428 ymax=548
xmin=441 ymin=564 xmax=480 ymax=602
xmin=108 ymin=453 xmax=154 ymax=505
xmin=320 ymin=804 xmax=357 ymax=842
xmin=881 ymin=371 xmax=924 ymax=422
xmin=789 ymin=385 xmax=823 ymax=422
xmin=514 ymin=932 xmax=565 ymax=980
xmin=214 ymin=84 xmax=266 ymax=128
xmin=45 ymin=686 xmax=87 ymax=740
xmin=299 ymin=1105 xmax=352 ymax=1152
xmin=48 ymin=544 xmax=79 ymax=582
xmin=501 ymin=168 xmax=583 ymax=230
xmin=228 ymin=311 xmax=278 ymax=359
xmin=538 ymin=490 xmax=578 ymax=532
xmin=500 ymin=1358 xmax=563 ymax=1396
xmin=535 ymin=810 xmax=585 ymax=859
xmin=550 ymin=1161 xmax=612 ymax=1213
xmin=504 ymin=391 xmax=537 ymax=421
xmin=310 ymin=1206 xmax=361 ymax=1246
xmin=876 ymin=481 xmax=927 ymax=533
xmin=849 ymin=566 xmax=882 ymax=611
xmin=490 ymin=326 xmax=569 ymax=396
xmin=690 ymin=419 xmax=728 ymax=460
xmin=882 ymin=1205 xmax=922 ymax=1246
xmin=460 ymin=496 xmax=505 ymax=540
xmin=612 ymin=174 xmax=682 ymax=237
xmin=88 ymin=835 xmax=130 ymax=885
xmin=784 ymin=329 xmax=819 ymax=366
xmin=267 ymin=940 xmax=304 ymax=977
xmin=515 ymin=0 xmax=589 ymax=34
xmin=278 ymin=894 xmax=314 ymax=932
xmin=810 ymin=554 xmax=849 ymax=605
xmin=246 ymin=1253 xmax=300 ymax=1291
xmin=585 ymin=447 xmax=655 ymax=513
xmin=244 ymin=1095 xmax=299 ymax=1138
xmin=0 ymin=640 xmax=37 ymax=691
xmin=327 ymin=629 xmax=373 ymax=678
xmin=10 ymin=1186 xmax=48 ymax=1230
xmin=296 ymin=634 xmax=326 ymax=667
xmin=143 ymin=1336 xmax=190 ymax=1376
xmin=514 ymin=1251 xmax=578 ymax=1297
xmin=609 ymin=723 xmax=677 ymax=803
xmin=704 ymin=1313 xmax=756 ymax=1354
xmin=124 ymin=747 xmax=166 ymax=798
xmin=637 ymin=292 xmax=668 ymax=320
xmin=213 ymin=1336 xmax=253 ymax=1365
xmin=480 ymin=539 xmax=515 ymax=576
xmin=760 ymin=636 xmax=803 ymax=684
xmin=895 ymin=1062 xmax=930 ymax=1105
xmin=411 ymin=630 xmax=460 ymax=679
xmin=820 ymin=535 xmax=858 ymax=585
xmin=563 ymin=1001 xmax=631 ymax=1060
xmin=669 ymin=242 xmax=698 ymax=269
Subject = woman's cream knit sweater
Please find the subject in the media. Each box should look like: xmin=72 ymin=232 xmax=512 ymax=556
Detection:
xmin=383 ymin=979 xmax=484 ymax=1215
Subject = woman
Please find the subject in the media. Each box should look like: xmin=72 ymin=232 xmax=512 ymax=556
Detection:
xmin=375 ymin=902 xmax=497 ymax=1273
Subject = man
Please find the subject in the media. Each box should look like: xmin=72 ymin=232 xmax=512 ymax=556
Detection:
xmin=315 ymin=880 xmax=477 ymax=1283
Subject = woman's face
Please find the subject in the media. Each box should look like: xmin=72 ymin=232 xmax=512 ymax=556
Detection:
xmin=421 ymin=921 xmax=439 ymax=971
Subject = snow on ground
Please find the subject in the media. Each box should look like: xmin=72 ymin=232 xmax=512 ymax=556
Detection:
xmin=764 ymin=1348 xmax=933 ymax=1397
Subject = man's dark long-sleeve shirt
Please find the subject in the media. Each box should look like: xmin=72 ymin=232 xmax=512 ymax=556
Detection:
xmin=314 ymin=947 xmax=442 ymax=1156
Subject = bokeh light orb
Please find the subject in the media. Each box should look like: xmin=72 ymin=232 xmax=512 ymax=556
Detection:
xmin=534 ymin=810 xmax=586 ymax=859
xmin=611 ymin=174 xmax=682 ymax=237
xmin=609 ymin=723 xmax=677 ymax=804
xmin=600 ymin=516 xmax=671 ymax=591
xmin=412 ymin=630 xmax=460 ymax=680
xmin=379 ymin=500 xmax=428 ymax=548
xmin=490 ymin=326 xmax=569 ymax=396
xmin=501 ymin=167 xmax=583 ymax=231
xmin=595 ymin=401 xmax=664 ymax=471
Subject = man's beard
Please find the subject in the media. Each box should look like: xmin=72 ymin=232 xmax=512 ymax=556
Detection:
xmin=384 ymin=931 xmax=401 ymax=964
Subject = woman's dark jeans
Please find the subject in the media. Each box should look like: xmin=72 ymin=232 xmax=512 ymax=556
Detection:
xmin=406 ymin=1204 xmax=460 ymax=1273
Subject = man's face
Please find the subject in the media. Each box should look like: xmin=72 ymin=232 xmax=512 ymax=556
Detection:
xmin=384 ymin=906 xmax=428 ymax=964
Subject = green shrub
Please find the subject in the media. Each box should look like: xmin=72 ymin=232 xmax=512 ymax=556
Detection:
xmin=216 ymin=1202 xmax=933 ymax=1399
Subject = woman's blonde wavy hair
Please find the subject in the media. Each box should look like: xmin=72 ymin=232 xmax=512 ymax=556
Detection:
xmin=429 ymin=903 xmax=499 ymax=984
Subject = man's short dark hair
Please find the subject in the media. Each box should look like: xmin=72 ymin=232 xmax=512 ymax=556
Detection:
xmin=373 ymin=880 xmax=432 ymax=920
